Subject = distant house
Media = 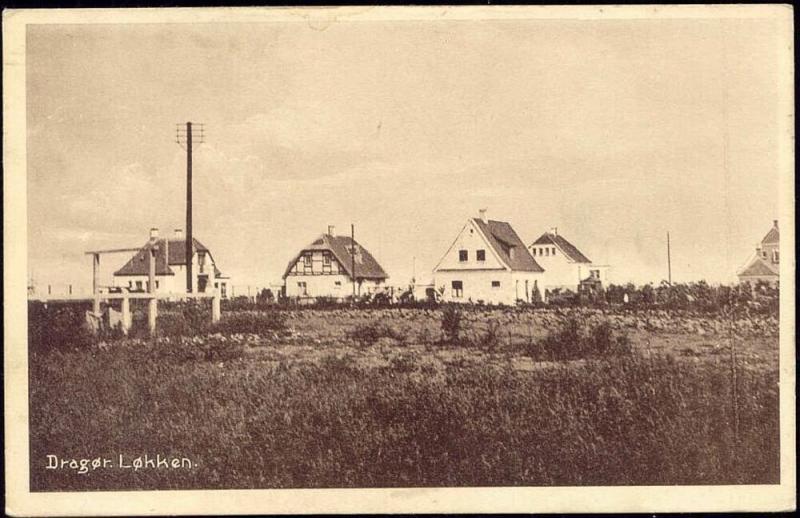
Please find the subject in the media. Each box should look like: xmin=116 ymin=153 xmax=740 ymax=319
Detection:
xmin=283 ymin=226 xmax=389 ymax=300
xmin=433 ymin=211 xmax=544 ymax=305
xmin=113 ymin=228 xmax=230 ymax=298
xmin=528 ymin=228 xmax=609 ymax=295
xmin=737 ymin=220 xmax=779 ymax=286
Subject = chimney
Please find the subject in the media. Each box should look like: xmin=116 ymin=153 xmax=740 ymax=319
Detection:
xmin=174 ymin=228 xmax=183 ymax=239
xmin=327 ymin=225 xmax=335 ymax=236
xmin=479 ymin=208 xmax=487 ymax=223
xmin=149 ymin=227 xmax=159 ymax=241
xmin=550 ymin=227 xmax=558 ymax=236
xmin=774 ymin=219 xmax=778 ymax=229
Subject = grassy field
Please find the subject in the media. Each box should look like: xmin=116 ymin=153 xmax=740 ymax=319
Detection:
xmin=29 ymin=304 xmax=780 ymax=490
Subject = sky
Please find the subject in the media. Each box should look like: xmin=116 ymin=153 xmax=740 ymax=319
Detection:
xmin=26 ymin=15 xmax=785 ymax=295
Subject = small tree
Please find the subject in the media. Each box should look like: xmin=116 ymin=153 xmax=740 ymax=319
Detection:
xmin=441 ymin=304 xmax=463 ymax=345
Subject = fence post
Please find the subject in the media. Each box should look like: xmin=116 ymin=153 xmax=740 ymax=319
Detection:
xmin=148 ymin=295 xmax=158 ymax=335
xmin=212 ymin=291 xmax=221 ymax=324
xmin=121 ymin=294 xmax=131 ymax=335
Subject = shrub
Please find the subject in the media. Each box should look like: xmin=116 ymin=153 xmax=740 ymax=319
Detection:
xmin=347 ymin=321 xmax=404 ymax=347
xmin=477 ymin=320 xmax=501 ymax=351
xmin=440 ymin=304 xmax=463 ymax=344
xmin=28 ymin=301 xmax=98 ymax=352
xmin=529 ymin=315 xmax=632 ymax=361
xmin=212 ymin=312 xmax=287 ymax=336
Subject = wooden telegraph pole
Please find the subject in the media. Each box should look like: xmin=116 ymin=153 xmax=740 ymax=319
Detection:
xmin=186 ymin=122 xmax=193 ymax=293
xmin=667 ymin=231 xmax=672 ymax=285
xmin=176 ymin=122 xmax=204 ymax=293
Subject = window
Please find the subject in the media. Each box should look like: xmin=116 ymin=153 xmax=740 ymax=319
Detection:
xmin=591 ymin=269 xmax=600 ymax=279
xmin=459 ymin=250 xmax=468 ymax=262
xmin=135 ymin=280 xmax=143 ymax=290
xmin=303 ymin=253 xmax=312 ymax=266
xmin=297 ymin=281 xmax=308 ymax=295
xmin=323 ymin=252 xmax=331 ymax=266
xmin=128 ymin=280 xmax=133 ymax=289
xmin=552 ymin=247 xmax=556 ymax=255
xmin=476 ymin=249 xmax=486 ymax=261
xmin=155 ymin=280 xmax=160 ymax=289
xmin=545 ymin=248 xmax=550 ymax=256
xmin=451 ymin=280 xmax=463 ymax=298
xmin=334 ymin=281 xmax=342 ymax=289
xmin=773 ymin=250 xmax=779 ymax=263
xmin=761 ymin=250 xmax=767 ymax=259
xmin=491 ymin=280 xmax=501 ymax=288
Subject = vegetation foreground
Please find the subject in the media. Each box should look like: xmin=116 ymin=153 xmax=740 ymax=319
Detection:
xmin=29 ymin=303 xmax=779 ymax=490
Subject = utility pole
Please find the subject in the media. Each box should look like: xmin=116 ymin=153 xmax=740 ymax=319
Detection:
xmin=351 ymin=223 xmax=356 ymax=298
xmin=667 ymin=231 xmax=672 ymax=285
xmin=176 ymin=122 xmax=204 ymax=293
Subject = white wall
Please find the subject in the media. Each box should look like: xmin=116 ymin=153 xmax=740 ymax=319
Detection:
xmin=284 ymin=274 xmax=386 ymax=299
xmin=435 ymin=220 xmax=507 ymax=271
xmin=433 ymin=270 xmax=516 ymax=305
xmin=529 ymin=244 xmax=609 ymax=291
xmin=112 ymin=249 xmax=229 ymax=296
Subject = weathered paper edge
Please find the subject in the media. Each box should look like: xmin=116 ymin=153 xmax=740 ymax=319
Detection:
xmin=3 ymin=5 xmax=795 ymax=515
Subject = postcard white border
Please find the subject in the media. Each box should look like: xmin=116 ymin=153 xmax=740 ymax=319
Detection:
xmin=3 ymin=5 xmax=795 ymax=515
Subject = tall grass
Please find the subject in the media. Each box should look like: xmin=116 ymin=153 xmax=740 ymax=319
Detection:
xmin=29 ymin=344 xmax=778 ymax=490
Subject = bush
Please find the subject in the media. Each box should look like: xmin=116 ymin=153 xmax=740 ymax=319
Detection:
xmin=440 ymin=304 xmax=463 ymax=344
xmin=28 ymin=301 xmax=98 ymax=352
xmin=529 ymin=315 xmax=632 ymax=361
xmin=347 ymin=321 xmax=405 ymax=347
xmin=212 ymin=312 xmax=287 ymax=336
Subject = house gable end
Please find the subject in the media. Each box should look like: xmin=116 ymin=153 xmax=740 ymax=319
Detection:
xmin=433 ymin=220 xmax=509 ymax=272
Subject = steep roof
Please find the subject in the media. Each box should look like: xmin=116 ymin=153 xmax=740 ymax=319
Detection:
xmin=531 ymin=232 xmax=592 ymax=263
xmin=283 ymin=234 xmax=389 ymax=280
xmin=114 ymin=238 xmax=210 ymax=276
xmin=738 ymin=257 xmax=778 ymax=278
xmin=761 ymin=225 xmax=779 ymax=245
xmin=472 ymin=219 xmax=544 ymax=272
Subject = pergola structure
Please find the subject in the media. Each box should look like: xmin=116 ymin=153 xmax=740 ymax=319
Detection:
xmin=83 ymin=243 xmax=219 ymax=334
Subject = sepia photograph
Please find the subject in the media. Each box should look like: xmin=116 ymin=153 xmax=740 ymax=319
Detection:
xmin=3 ymin=5 xmax=795 ymax=515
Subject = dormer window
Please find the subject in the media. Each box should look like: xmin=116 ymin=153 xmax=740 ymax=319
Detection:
xmin=459 ymin=250 xmax=468 ymax=262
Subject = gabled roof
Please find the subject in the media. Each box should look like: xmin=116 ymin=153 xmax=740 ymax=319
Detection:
xmin=761 ymin=225 xmax=779 ymax=245
xmin=531 ymin=232 xmax=592 ymax=263
xmin=114 ymin=238 xmax=210 ymax=276
xmin=472 ymin=219 xmax=544 ymax=272
xmin=283 ymin=234 xmax=388 ymax=280
xmin=738 ymin=257 xmax=778 ymax=278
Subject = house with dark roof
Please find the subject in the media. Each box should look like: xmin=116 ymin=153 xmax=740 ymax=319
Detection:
xmin=433 ymin=211 xmax=544 ymax=305
xmin=528 ymin=227 xmax=609 ymax=296
xmin=113 ymin=228 xmax=230 ymax=297
xmin=737 ymin=220 xmax=779 ymax=286
xmin=283 ymin=226 xmax=389 ymax=300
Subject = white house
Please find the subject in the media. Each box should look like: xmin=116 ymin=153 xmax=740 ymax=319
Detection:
xmin=528 ymin=228 xmax=609 ymax=295
xmin=283 ymin=226 xmax=389 ymax=300
xmin=433 ymin=211 xmax=544 ymax=305
xmin=113 ymin=228 xmax=230 ymax=298
xmin=737 ymin=220 xmax=779 ymax=286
